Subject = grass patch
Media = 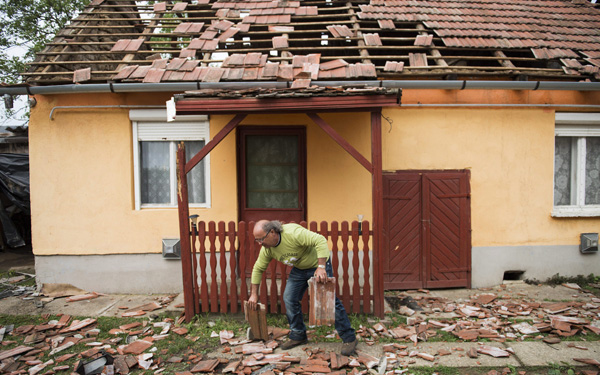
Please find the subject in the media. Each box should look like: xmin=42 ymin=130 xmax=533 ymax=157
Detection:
xmin=405 ymin=365 xmax=459 ymax=375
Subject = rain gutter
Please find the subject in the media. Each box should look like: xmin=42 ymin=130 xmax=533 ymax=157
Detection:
xmin=2 ymin=80 xmax=600 ymax=96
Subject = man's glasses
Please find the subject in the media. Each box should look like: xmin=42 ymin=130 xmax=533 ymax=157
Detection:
xmin=255 ymin=229 xmax=272 ymax=243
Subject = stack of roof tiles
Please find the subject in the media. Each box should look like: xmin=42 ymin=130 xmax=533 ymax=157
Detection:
xmin=23 ymin=0 xmax=600 ymax=85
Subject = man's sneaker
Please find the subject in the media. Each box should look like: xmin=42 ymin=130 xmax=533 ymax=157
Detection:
xmin=341 ymin=338 xmax=358 ymax=356
xmin=280 ymin=338 xmax=308 ymax=350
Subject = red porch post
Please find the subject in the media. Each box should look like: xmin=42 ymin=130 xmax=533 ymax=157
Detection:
xmin=371 ymin=111 xmax=384 ymax=317
xmin=176 ymin=142 xmax=195 ymax=322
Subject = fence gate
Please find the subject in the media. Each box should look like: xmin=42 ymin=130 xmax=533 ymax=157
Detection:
xmin=382 ymin=171 xmax=471 ymax=290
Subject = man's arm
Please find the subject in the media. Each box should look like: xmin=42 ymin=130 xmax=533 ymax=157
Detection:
xmin=315 ymin=256 xmax=328 ymax=283
xmin=247 ymin=283 xmax=260 ymax=310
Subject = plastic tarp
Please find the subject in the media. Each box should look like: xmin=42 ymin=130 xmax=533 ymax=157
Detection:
xmin=0 ymin=153 xmax=29 ymax=247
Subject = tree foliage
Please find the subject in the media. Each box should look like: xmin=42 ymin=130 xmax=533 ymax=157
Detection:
xmin=0 ymin=0 xmax=90 ymax=84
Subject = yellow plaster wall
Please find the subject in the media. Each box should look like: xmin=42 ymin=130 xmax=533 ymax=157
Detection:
xmin=30 ymin=95 xmax=372 ymax=255
xmin=381 ymin=107 xmax=600 ymax=247
xmin=30 ymin=92 xmax=599 ymax=256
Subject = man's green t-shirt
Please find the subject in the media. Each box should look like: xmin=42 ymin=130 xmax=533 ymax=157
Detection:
xmin=251 ymin=223 xmax=330 ymax=285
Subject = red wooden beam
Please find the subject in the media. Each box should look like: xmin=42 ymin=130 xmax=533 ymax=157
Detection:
xmin=307 ymin=113 xmax=373 ymax=174
xmin=176 ymin=95 xmax=398 ymax=115
xmin=371 ymin=111 xmax=385 ymax=318
xmin=185 ymin=114 xmax=246 ymax=174
xmin=176 ymin=143 xmax=195 ymax=322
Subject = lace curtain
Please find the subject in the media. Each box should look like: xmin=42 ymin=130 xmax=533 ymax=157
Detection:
xmin=554 ymin=137 xmax=572 ymax=206
xmin=140 ymin=141 xmax=206 ymax=204
xmin=246 ymin=135 xmax=299 ymax=209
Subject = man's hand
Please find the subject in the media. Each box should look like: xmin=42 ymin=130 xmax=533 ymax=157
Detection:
xmin=315 ymin=267 xmax=328 ymax=283
xmin=247 ymin=292 xmax=258 ymax=310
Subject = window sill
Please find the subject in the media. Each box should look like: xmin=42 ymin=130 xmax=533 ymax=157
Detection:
xmin=552 ymin=206 xmax=600 ymax=217
xmin=140 ymin=204 xmax=210 ymax=210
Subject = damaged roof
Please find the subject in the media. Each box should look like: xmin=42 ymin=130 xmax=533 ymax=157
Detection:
xmin=23 ymin=0 xmax=600 ymax=86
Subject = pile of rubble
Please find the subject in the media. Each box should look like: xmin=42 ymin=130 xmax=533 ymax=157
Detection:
xmin=0 ymin=274 xmax=36 ymax=301
xmin=1 ymin=283 xmax=600 ymax=375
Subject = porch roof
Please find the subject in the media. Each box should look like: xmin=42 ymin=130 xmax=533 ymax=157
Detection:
xmin=174 ymin=85 xmax=400 ymax=115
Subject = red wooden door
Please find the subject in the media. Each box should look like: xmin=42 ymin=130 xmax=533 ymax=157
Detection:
xmin=383 ymin=171 xmax=471 ymax=289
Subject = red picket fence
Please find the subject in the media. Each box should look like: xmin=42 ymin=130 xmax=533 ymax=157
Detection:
xmin=184 ymin=220 xmax=373 ymax=316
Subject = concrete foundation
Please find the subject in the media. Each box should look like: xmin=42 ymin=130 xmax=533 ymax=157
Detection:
xmin=35 ymin=254 xmax=184 ymax=294
xmin=35 ymin=245 xmax=599 ymax=293
xmin=471 ymin=244 xmax=599 ymax=288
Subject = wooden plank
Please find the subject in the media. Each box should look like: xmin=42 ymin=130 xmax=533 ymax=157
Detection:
xmin=307 ymin=113 xmax=373 ymax=174
xmin=371 ymin=111 xmax=384 ymax=318
xmin=341 ymin=221 xmax=350 ymax=311
xmin=239 ymin=221 xmax=248 ymax=304
xmin=219 ymin=221 xmax=228 ymax=313
xmin=244 ymin=302 xmax=269 ymax=341
xmin=198 ymin=222 xmax=209 ymax=313
xmin=228 ymin=221 xmax=238 ymax=313
xmin=330 ymin=221 xmax=340 ymax=298
xmin=176 ymin=144 xmax=195 ymax=322
xmin=308 ymin=277 xmax=336 ymax=326
xmin=278 ymin=261 xmax=288 ymax=314
xmin=361 ymin=220 xmax=371 ymax=314
xmin=208 ymin=221 xmax=218 ymax=313
xmin=351 ymin=222 xmax=361 ymax=313
xmin=185 ymin=114 xmax=247 ymax=174
xmin=191 ymin=223 xmax=200 ymax=315
xmin=269 ymin=261 xmax=279 ymax=314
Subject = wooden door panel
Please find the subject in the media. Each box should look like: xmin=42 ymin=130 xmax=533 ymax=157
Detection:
xmin=383 ymin=174 xmax=422 ymax=289
xmin=425 ymin=173 xmax=470 ymax=288
xmin=383 ymin=171 xmax=471 ymax=290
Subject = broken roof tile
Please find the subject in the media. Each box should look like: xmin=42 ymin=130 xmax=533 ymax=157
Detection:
xmin=151 ymin=59 xmax=168 ymax=69
xmin=166 ymin=58 xmax=187 ymax=71
xmin=179 ymin=48 xmax=196 ymax=58
xmin=243 ymin=67 xmax=259 ymax=80
xmin=219 ymin=27 xmax=240 ymax=42
xmin=142 ymin=68 xmax=165 ymax=83
xmin=384 ymin=61 xmax=404 ymax=72
xmin=260 ymin=62 xmax=279 ymax=79
xmin=363 ymin=33 xmax=382 ymax=46
xmin=327 ymin=25 xmax=353 ymax=38
xmin=172 ymin=2 xmax=187 ymax=11
xmin=244 ymin=52 xmax=263 ymax=66
xmin=272 ymin=36 xmax=288 ymax=49
xmin=129 ymin=65 xmax=151 ymax=80
xmin=183 ymin=67 xmax=203 ymax=81
xmin=202 ymin=39 xmax=219 ymax=51
xmin=213 ymin=19 xmax=235 ymax=31
xmin=153 ymin=2 xmax=166 ymax=12
xmin=73 ymin=68 xmax=91 ymax=83
xmin=378 ymin=19 xmax=395 ymax=29
xmin=113 ymin=65 xmax=138 ymax=80
xmin=269 ymin=25 xmax=294 ymax=32
xmin=174 ymin=22 xmax=205 ymax=34
xmin=319 ymin=59 xmax=348 ymax=71
xmin=409 ymin=53 xmax=428 ymax=67
xmin=200 ymin=29 xmax=218 ymax=40
xmin=414 ymin=34 xmax=434 ymax=46
xmin=180 ymin=60 xmax=200 ymax=72
xmin=202 ymin=67 xmax=225 ymax=82
xmin=277 ymin=65 xmax=294 ymax=81
xmin=188 ymin=38 xmax=206 ymax=49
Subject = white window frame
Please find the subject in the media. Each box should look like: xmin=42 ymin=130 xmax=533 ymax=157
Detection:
xmin=553 ymin=112 xmax=600 ymax=217
xmin=130 ymin=109 xmax=211 ymax=210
